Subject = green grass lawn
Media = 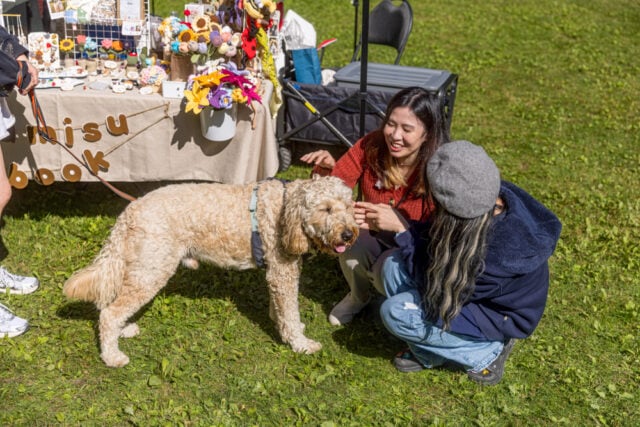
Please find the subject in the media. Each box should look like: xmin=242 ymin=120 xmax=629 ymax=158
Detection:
xmin=1 ymin=0 xmax=639 ymax=425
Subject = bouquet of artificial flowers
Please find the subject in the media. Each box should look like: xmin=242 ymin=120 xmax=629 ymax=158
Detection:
xmin=183 ymin=63 xmax=261 ymax=115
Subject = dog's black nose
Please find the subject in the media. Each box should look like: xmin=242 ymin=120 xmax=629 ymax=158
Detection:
xmin=341 ymin=230 xmax=354 ymax=242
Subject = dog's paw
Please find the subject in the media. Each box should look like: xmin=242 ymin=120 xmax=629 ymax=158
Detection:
xmin=291 ymin=338 xmax=322 ymax=354
xmin=102 ymin=350 xmax=130 ymax=368
xmin=120 ymin=323 xmax=140 ymax=338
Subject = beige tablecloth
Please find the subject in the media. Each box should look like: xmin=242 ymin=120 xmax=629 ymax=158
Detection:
xmin=3 ymin=80 xmax=279 ymax=185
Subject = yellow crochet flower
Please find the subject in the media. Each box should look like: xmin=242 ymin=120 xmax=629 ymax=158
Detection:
xmin=192 ymin=70 xmax=225 ymax=87
xmin=178 ymin=28 xmax=197 ymax=43
xmin=60 ymin=39 xmax=75 ymax=52
xmin=230 ymin=88 xmax=248 ymax=104
xmin=196 ymin=31 xmax=210 ymax=44
xmin=184 ymin=81 xmax=210 ymax=115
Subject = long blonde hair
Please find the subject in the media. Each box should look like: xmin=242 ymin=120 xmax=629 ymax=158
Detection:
xmin=423 ymin=203 xmax=493 ymax=330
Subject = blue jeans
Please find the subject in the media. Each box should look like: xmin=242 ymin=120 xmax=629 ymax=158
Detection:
xmin=379 ymin=249 xmax=504 ymax=372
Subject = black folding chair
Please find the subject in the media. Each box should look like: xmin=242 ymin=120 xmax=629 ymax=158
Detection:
xmin=351 ymin=0 xmax=413 ymax=65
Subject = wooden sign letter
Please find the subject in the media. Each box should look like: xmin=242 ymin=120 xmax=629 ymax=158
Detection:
xmin=35 ymin=168 xmax=55 ymax=186
xmin=28 ymin=125 xmax=57 ymax=145
xmin=63 ymin=117 xmax=74 ymax=147
xmin=83 ymin=150 xmax=110 ymax=175
xmin=106 ymin=114 xmax=129 ymax=136
xmin=62 ymin=164 xmax=82 ymax=182
xmin=8 ymin=163 xmax=28 ymax=189
xmin=82 ymin=123 xmax=102 ymax=142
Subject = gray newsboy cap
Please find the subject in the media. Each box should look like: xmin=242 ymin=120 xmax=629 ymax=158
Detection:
xmin=427 ymin=141 xmax=501 ymax=219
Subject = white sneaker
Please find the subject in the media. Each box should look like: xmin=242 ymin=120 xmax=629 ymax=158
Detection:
xmin=0 ymin=302 xmax=29 ymax=338
xmin=0 ymin=266 xmax=39 ymax=295
xmin=328 ymin=292 xmax=370 ymax=326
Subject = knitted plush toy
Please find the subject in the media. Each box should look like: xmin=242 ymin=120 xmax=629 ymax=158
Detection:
xmin=238 ymin=0 xmax=281 ymax=112
xmin=240 ymin=0 xmax=276 ymax=60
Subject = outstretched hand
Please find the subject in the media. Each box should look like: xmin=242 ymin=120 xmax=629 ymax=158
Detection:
xmin=299 ymin=150 xmax=336 ymax=170
xmin=354 ymin=201 xmax=409 ymax=233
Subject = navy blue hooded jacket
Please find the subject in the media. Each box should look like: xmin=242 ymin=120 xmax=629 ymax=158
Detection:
xmin=394 ymin=181 xmax=562 ymax=341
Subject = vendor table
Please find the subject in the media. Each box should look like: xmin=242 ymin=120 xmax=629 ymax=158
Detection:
xmin=3 ymin=80 xmax=279 ymax=187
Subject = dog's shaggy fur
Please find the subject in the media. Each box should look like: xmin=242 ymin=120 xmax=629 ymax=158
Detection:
xmin=63 ymin=176 xmax=358 ymax=367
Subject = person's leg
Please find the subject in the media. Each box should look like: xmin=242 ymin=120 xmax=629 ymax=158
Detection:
xmin=380 ymin=289 xmax=504 ymax=372
xmin=0 ymin=139 xmax=11 ymax=261
xmin=373 ymin=247 xmax=416 ymax=297
xmin=338 ymin=229 xmax=385 ymax=302
xmin=329 ymin=230 xmax=386 ymax=325
xmin=0 ymin=140 xmax=40 ymax=337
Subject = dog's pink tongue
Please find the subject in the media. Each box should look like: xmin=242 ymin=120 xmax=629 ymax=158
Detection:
xmin=334 ymin=245 xmax=347 ymax=253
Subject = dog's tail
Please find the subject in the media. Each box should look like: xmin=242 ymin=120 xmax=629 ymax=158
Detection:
xmin=63 ymin=217 xmax=128 ymax=309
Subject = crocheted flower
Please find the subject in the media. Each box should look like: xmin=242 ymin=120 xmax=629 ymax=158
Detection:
xmin=192 ymin=70 xmax=225 ymax=88
xmin=208 ymin=87 xmax=233 ymax=109
xmin=191 ymin=14 xmax=211 ymax=33
xmin=184 ymin=81 xmax=211 ymax=114
xmin=75 ymin=35 xmax=87 ymax=56
xmin=209 ymin=31 xmax=223 ymax=47
xmin=230 ymin=87 xmax=247 ymax=104
xmin=84 ymin=37 xmax=97 ymax=51
xmin=112 ymin=40 xmax=124 ymax=52
xmin=220 ymin=69 xmax=262 ymax=104
xmin=196 ymin=32 xmax=210 ymax=44
xmin=60 ymin=39 xmax=74 ymax=52
xmin=101 ymin=39 xmax=113 ymax=50
xmin=178 ymin=29 xmax=197 ymax=43
xmin=188 ymin=40 xmax=199 ymax=52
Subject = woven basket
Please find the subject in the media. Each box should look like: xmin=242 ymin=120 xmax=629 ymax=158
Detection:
xmin=170 ymin=54 xmax=194 ymax=82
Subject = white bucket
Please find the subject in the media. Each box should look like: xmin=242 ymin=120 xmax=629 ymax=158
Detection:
xmin=199 ymin=104 xmax=237 ymax=142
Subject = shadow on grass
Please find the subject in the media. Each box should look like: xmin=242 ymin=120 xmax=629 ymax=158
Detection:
xmin=55 ymin=254 xmax=396 ymax=361
xmin=4 ymin=181 xmax=208 ymax=220
xmin=55 ymin=264 xmax=285 ymax=354
xmin=57 ymin=299 xmax=154 ymax=356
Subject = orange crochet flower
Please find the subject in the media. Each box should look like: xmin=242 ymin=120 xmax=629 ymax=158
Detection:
xmin=112 ymin=40 xmax=124 ymax=51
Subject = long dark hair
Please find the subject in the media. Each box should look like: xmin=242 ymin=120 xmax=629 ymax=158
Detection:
xmin=365 ymin=87 xmax=449 ymax=195
xmin=423 ymin=202 xmax=493 ymax=331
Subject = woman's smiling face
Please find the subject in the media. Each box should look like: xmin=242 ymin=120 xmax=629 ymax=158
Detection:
xmin=383 ymin=106 xmax=427 ymax=162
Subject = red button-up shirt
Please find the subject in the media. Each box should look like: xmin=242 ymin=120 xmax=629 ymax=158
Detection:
xmin=314 ymin=130 xmax=433 ymax=222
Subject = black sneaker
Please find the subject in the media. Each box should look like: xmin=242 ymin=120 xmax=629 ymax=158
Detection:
xmin=393 ymin=348 xmax=426 ymax=373
xmin=467 ymin=339 xmax=516 ymax=385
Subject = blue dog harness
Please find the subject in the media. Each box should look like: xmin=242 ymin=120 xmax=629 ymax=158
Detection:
xmin=249 ymin=184 xmax=266 ymax=268
xmin=249 ymin=179 xmax=289 ymax=268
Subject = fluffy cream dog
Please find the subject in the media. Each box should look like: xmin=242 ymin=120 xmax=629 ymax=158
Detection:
xmin=63 ymin=176 xmax=358 ymax=367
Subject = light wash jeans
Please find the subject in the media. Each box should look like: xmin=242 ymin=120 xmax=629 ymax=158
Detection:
xmin=379 ymin=248 xmax=504 ymax=372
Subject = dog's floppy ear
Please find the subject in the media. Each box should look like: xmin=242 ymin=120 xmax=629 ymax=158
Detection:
xmin=280 ymin=183 xmax=310 ymax=255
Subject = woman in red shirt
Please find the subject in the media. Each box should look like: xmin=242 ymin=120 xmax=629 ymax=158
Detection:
xmin=300 ymin=86 xmax=450 ymax=326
